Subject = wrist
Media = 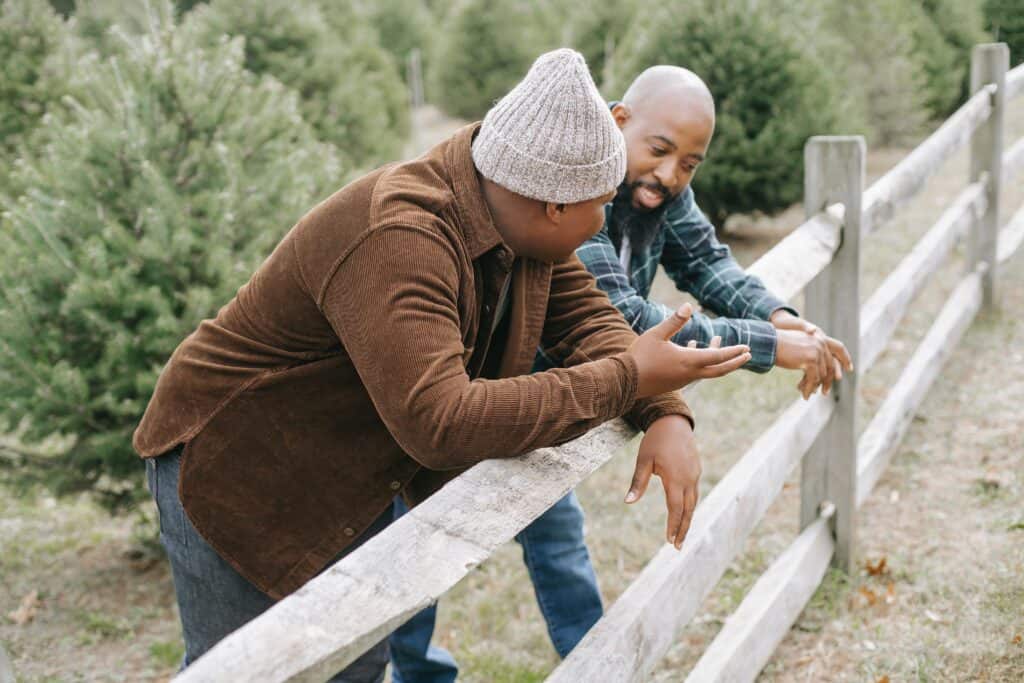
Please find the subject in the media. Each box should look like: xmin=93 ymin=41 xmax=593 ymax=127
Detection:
xmin=649 ymin=413 xmax=693 ymax=433
xmin=770 ymin=309 xmax=798 ymax=326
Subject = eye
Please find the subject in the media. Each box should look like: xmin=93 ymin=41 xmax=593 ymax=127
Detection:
xmin=650 ymin=146 xmax=666 ymax=156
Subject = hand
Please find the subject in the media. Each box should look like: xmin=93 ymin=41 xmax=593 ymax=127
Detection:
xmin=625 ymin=415 xmax=701 ymax=549
xmin=771 ymin=311 xmax=853 ymax=399
xmin=629 ymin=303 xmax=751 ymax=398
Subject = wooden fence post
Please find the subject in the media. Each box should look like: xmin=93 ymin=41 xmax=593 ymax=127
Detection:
xmin=800 ymin=136 xmax=865 ymax=573
xmin=969 ymin=43 xmax=1009 ymax=309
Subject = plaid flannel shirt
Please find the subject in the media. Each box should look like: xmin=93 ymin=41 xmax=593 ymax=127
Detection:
xmin=535 ymin=186 xmax=797 ymax=373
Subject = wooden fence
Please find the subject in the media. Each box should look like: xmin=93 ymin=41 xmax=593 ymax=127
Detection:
xmin=175 ymin=43 xmax=1024 ymax=682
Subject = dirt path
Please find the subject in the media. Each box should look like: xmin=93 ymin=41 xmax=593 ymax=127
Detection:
xmin=1 ymin=107 xmax=1022 ymax=682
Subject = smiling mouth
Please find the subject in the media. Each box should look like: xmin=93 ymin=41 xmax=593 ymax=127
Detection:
xmin=634 ymin=185 xmax=665 ymax=209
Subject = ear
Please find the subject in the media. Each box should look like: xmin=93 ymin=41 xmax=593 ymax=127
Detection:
xmin=544 ymin=202 xmax=567 ymax=224
xmin=611 ymin=103 xmax=631 ymax=129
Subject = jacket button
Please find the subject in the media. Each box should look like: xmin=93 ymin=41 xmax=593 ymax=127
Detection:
xmin=343 ymin=527 xmax=356 ymax=537
xmin=389 ymin=480 xmax=402 ymax=491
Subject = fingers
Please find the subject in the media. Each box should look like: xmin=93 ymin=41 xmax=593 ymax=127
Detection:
xmin=625 ymin=452 xmax=654 ymax=504
xmin=797 ymin=370 xmax=810 ymax=400
xmin=693 ymin=344 xmax=750 ymax=366
xmin=833 ymin=356 xmax=843 ymax=382
xmin=818 ymin=342 xmax=833 ymax=396
xmin=663 ymin=478 xmax=685 ymax=546
xmin=672 ymin=486 xmax=698 ymax=549
xmin=698 ymin=349 xmax=752 ymax=377
xmin=650 ymin=303 xmax=694 ymax=341
xmin=684 ymin=336 xmax=720 ymax=350
xmin=826 ymin=336 xmax=854 ymax=371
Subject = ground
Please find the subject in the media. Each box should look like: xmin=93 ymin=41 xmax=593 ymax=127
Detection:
xmin=1 ymin=104 xmax=1022 ymax=682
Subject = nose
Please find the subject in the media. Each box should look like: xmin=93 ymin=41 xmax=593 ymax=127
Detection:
xmin=653 ymin=160 xmax=678 ymax=193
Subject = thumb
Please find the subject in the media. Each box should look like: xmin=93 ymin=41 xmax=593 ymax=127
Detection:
xmin=649 ymin=303 xmax=693 ymax=342
xmin=625 ymin=453 xmax=654 ymax=504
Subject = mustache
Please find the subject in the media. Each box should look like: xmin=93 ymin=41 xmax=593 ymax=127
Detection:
xmin=631 ymin=180 xmax=670 ymax=200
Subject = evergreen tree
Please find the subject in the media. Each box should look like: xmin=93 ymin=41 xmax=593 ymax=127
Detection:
xmin=359 ymin=0 xmax=435 ymax=79
xmin=0 ymin=0 xmax=71 ymax=166
xmin=610 ymin=0 xmax=847 ymax=226
xmin=919 ymin=0 xmax=990 ymax=111
xmin=0 ymin=1 xmax=340 ymax=510
xmin=566 ymin=0 xmax=638 ymax=94
xmin=984 ymin=0 xmax=1024 ymax=66
xmin=816 ymin=0 xmax=932 ymax=146
xmin=430 ymin=0 xmax=561 ymax=120
xmin=188 ymin=0 xmax=409 ymax=170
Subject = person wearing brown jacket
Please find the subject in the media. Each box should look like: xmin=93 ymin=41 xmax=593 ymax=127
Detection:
xmin=134 ymin=48 xmax=751 ymax=681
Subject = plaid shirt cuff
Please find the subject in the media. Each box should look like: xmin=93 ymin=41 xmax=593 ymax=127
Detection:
xmin=753 ymin=294 xmax=798 ymax=322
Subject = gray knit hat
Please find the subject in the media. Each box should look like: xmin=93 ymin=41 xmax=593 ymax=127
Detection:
xmin=471 ymin=48 xmax=627 ymax=204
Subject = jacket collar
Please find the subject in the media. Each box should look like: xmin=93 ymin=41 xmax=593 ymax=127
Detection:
xmin=445 ymin=123 xmax=506 ymax=260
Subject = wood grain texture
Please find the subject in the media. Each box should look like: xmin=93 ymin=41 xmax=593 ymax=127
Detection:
xmin=1003 ymin=137 xmax=1024 ymax=185
xmin=862 ymin=87 xmax=993 ymax=236
xmin=859 ymin=181 xmax=986 ymax=374
xmin=969 ymin=44 xmax=1009 ymax=308
xmin=546 ymin=395 xmax=834 ymax=683
xmin=1006 ymin=61 xmax=1024 ymax=101
xmin=801 ymin=137 xmax=864 ymax=572
xmin=998 ymin=203 xmax=1024 ymax=264
xmin=174 ymin=421 xmax=641 ymax=681
xmin=746 ymin=205 xmax=842 ymax=303
xmin=684 ymin=517 xmax=835 ymax=683
xmin=856 ymin=270 xmax=983 ymax=505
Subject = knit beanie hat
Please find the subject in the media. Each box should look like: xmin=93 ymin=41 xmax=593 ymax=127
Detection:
xmin=471 ymin=48 xmax=627 ymax=204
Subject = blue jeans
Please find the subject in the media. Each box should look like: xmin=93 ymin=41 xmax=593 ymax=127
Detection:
xmin=388 ymin=492 xmax=603 ymax=683
xmin=147 ymin=446 xmax=391 ymax=682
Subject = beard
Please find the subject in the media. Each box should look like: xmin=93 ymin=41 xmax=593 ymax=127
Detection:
xmin=608 ymin=179 xmax=678 ymax=256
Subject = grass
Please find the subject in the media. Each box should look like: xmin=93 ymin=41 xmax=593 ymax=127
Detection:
xmin=148 ymin=640 xmax=184 ymax=669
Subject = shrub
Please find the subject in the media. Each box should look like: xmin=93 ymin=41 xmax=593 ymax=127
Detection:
xmin=360 ymin=0 xmax=435 ymax=76
xmin=0 ymin=1 xmax=340 ymax=510
xmin=566 ymin=0 xmax=638 ymax=93
xmin=609 ymin=0 xmax=848 ymax=226
xmin=983 ymin=0 xmax=1024 ymax=66
xmin=920 ymin=0 xmax=990 ymax=111
xmin=815 ymin=0 xmax=932 ymax=146
xmin=186 ymin=0 xmax=409 ymax=170
xmin=429 ymin=0 xmax=561 ymax=120
xmin=0 ymin=0 xmax=71 ymax=163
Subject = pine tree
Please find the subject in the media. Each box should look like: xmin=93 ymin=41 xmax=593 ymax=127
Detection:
xmin=984 ymin=0 xmax=1024 ymax=66
xmin=430 ymin=0 xmax=561 ymax=120
xmin=566 ymin=0 xmax=639 ymax=94
xmin=0 ymin=1 xmax=340 ymax=510
xmin=920 ymin=0 xmax=990 ymax=113
xmin=187 ymin=0 xmax=409 ymax=170
xmin=610 ymin=0 xmax=847 ymax=226
xmin=0 ymin=0 xmax=71 ymax=166
xmin=359 ymin=0 xmax=435 ymax=78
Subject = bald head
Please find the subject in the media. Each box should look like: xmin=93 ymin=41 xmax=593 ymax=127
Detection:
xmin=610 ymin=66 xmax=716 ymax=212
xmin=622 ymin=65 xmax=715 ymax=125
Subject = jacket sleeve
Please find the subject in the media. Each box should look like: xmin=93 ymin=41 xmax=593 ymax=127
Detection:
xmin=320 ymin=224 xmax=647 ymax=470
xmin=578 ymin=226 xmax=777 ymax=373
xmin=657 ymin=188 xmax=799 ymax=372
xmin=540 ymin=253 xmax=693 ymax=431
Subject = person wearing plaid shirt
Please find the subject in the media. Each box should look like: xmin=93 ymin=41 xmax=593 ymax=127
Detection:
xmin=389 ymin=65 xmax=852 ymax=683
xmin=534 ymin=186 xmax=792 ymax=373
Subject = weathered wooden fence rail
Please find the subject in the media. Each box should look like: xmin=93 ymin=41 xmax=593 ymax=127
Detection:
xmin=176 ymin=44 xmax=1024 ymax=682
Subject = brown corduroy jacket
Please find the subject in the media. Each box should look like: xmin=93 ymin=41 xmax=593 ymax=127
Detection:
xmin=133 ymin=124 xmax=691 ymax=599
